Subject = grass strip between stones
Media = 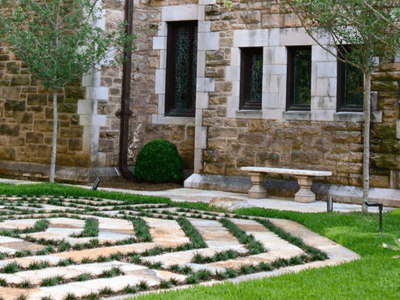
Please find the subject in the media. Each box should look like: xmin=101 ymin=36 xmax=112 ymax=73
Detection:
xmin=130 ymin=217 xmax=152 ymax=242
xmin=191 ymin=249 xmax=239 ymax=263
xmin=176 ymin=217 xmax=208 ymax=248
xmin=0 ymin=183 xmax=172 ymax=205
xmin=219 ymin=218 xmax=266 ymax=254
xmin=70 ymin=218 xmax=99 ymax=238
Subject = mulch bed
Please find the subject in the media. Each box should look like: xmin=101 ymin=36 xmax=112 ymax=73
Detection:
xmin=99 ymin=179 xmax=183 ymax=191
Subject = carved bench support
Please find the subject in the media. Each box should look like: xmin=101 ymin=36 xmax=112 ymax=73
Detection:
xmin=295 ymin=176 xmax=315 ymax=203
xmin=241 ymin=166 xmax=332 ymax=203
xmin=248 ymin=172 xmax=267 ymax=199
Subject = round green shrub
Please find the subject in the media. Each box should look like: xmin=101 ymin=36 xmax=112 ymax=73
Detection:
xmin=134 ymin=139 xmax=183 ymax=183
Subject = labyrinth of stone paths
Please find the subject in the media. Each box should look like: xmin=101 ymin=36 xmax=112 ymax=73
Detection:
xmin=0 ymin=195 xmax=340 ymax=300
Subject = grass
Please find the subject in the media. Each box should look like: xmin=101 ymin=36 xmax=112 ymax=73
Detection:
xmin=40 ymin=275 xmax=63 ymax=287
xmin=71 ymin=218 xmax=99 ymax=238
xmin=0 ymin=183 xmax=171 ymax=204
xmin=176 ymin=217 xmax=208 ymax=248
xmin=131 ymin=217 xmax=152 ymax=242
xmin=219 ymin=218 xmax=265 ymax=254
xmin=132 ymin=208 xmax=400 ymax=300
xmin=192 ymin=250 xmax=239 ymax=264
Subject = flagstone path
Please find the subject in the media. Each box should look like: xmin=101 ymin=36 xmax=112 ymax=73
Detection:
xmin=0 ymin=195 xmax=360 ymax=300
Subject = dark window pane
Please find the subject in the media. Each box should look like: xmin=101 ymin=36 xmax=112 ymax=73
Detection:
xmin=293 ymin=49 xmax=311 ymax=106
xmin=165 ymin=22 xmax=197 ymax=117
xmin=248 ymin=53 xmax=263 ymax=104
xmin=344 ymin=63 xmax=363 ymax=107
xmin=287 ymin=46 xmax=312 ymax=110
xmin=337 ymin=46 xmax=364 ymax=111
xmin=240 ymin=48 xmax=263 ymax=110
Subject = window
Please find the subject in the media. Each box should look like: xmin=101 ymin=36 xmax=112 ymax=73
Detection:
xmin=165 ymin=21 xmax=198 ymax=117
xmin=337 ymin=46 xmax=364 ymax=111
xmin=286 ymin=46 xmax=312 ymax=111
xmin=240 ymin=47 xmax=263 ymax=110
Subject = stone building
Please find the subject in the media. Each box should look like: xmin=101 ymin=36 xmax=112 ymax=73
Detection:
xmin=0 ymin=0 xmax=399 ymax=205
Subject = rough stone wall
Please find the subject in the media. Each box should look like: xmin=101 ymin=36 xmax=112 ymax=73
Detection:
xmin=371 ymin=63 xmax=400 ymax=187
xmin=99 ymin=0 xmax=196 ymax=171
xmin=201 ymin=0 xmax=400 ymax=189
xmin=0 ymin=44 xmax=88 ymax=179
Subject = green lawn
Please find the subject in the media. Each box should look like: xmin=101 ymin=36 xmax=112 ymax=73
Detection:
xmin=0 ymin=183 xmax=399 ymax=299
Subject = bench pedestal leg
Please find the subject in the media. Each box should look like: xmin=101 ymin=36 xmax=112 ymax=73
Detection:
xmin=295 ymin=176 xmax=315 ymax=203
xmin=248 ymin=172 xmax=267 ymax=199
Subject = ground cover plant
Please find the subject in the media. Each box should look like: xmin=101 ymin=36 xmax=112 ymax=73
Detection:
xmin=0 ymin=183 xmax=396 ymax=299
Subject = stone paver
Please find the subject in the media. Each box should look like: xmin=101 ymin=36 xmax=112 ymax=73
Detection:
xmin=0 ymin=192 xmax=360 ymax=299
xmin=188 ymin=218 xmax=243 ymax=249
xmin=144 ymin=217 xmax=191 ymax=246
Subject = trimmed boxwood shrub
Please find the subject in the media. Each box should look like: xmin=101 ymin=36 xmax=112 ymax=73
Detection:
xmin=134 ymin=139 xmax=183 ymax=183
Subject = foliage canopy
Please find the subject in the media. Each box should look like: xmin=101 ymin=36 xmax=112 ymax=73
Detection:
xmin=0 ymin=0 xmax=135 ymax=92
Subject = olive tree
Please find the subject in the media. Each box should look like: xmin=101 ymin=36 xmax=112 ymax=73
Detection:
xmin=0 ymin=0 xmax=135 ymax=182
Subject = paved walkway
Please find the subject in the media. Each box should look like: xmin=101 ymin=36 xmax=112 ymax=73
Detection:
xmin=1 ymin=178 xmax=395 ymax=213
xmin=0 ymin=180 xmax=363 ymax=299
xmin=98 ymin=187 xmax=396 ymax=213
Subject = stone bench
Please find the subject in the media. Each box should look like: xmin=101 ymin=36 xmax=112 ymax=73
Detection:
xmin=241 ymin=167 xmax=333 ymax=203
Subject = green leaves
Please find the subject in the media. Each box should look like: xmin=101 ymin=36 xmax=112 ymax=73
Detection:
xmin=285 ymin=0 xmax=400 ymax=73
xmin=0 ymin=0 xmax=136 ymax=92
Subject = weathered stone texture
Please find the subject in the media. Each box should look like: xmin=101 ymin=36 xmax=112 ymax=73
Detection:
xmin=0 ymin=43 xmax=86 ymax=172
xmin=99 ymin=3 xmax=196 ymax=170
xmin=196 ymin=1 xmax=400 ymax=189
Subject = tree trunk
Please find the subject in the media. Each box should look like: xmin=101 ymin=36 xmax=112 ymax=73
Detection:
xmin=362 ymin=72 xmax=372 ymax=213
xmin=50 ymin=93 xmax=58 ymax=183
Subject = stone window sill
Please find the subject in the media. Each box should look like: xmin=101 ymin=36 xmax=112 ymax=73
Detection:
xmin=283 ymin=111 xmax=311 ymax=121
xmin=151 ymin=114 xmax=195 ymax=126
xmin=333 ymin=112 xmax=364 ymax=122
xmin=235 ymin=110 xmax=262 ymax=119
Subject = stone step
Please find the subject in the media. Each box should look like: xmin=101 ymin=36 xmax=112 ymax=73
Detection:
xmin=229 ymin=218 xmax=305 ymax=255
xmin=142 ymin=247 xmax=245 ymax=267
xmin=0 ymin=255 xmax=64 ymax=268
xmin=187 ymin=218 xmax=242 ymax=249
xmin=0 ymin=261 xmax=139 ymax=285
xmin=25 ymin=268 xmax=186 ymax=300
xmin=143 ymin=217 xmax=190 ymax=246
xmin=53 ymin=243 xmax=158 ymax=262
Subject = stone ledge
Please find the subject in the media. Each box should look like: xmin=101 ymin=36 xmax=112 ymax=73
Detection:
xmin=283 ymin=111 xmax=311 ymax=121
xmin=0 ymin=160 xmax=120 ymax=184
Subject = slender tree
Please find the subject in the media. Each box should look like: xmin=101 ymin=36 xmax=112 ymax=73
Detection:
xmin=223 ymin=0 xmax=400 ymax=211
xmin=282 ymin=0 xmax=400 ymax=212
xmin=0 ymin=0 xmax=135 ymax=182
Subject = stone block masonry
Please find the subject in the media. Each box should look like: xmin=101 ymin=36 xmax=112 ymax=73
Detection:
xmin=1 ymin=0 xmax=400 ymax=192
xmin=197 ymin=0 xmax=400 ymax=190
xmin=0 ymin=44 xmax=89 ymax=180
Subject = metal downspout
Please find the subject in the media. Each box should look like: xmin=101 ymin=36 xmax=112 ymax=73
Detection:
xmin=118 ymin=0 xmax=134 ymax=179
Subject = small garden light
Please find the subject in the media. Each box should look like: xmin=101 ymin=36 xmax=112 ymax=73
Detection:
xmin=365 ymin=201 xmax=383 ymax=233
xmin=92 ymin=177 xmax=101 ymax=191
xmin=327 ymin=196 xmax=334 ymax=212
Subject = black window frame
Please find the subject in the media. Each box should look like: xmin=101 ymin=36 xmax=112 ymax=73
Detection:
xmin=337 ymin=46 xmax=364 ymax=112
xmin=286 ymin=46 xmax=312 ymax=111
xmin=239 ymin=47 xmax=263 ymax=110
xmin=165 ymin=21 xmax=198 ymax=117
